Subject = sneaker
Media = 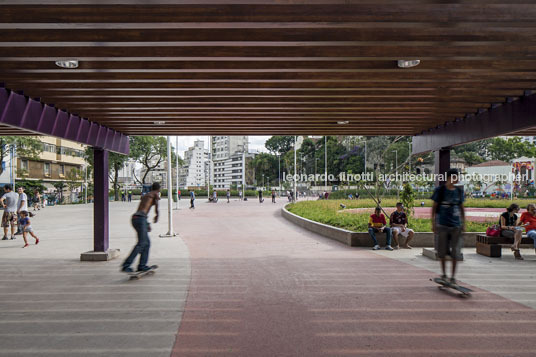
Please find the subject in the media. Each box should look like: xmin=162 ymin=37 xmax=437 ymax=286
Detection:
xmin=449 ymin=278 xmax=458 ymax=287
xmin=1 ymin=236 xmax=7 ymax=240
xmin=35 ymin=238 xmax=39 ymax=245
xmin=385 ymin=245 xmax=394 ymax=251
xmin=14 ymin=231 xmax=22 ymax=235
xmin=22 ymin=244 xmax=29 ymax=248
xmin=394 ymin=245 xmax=400 ymax=250
xmin=372 ymin=245 xmax=380 ymax=250
xmin=438 ymin=274 xmax=448 ymax=284
xmin=137 ymin=264 xmax=158 ymax=272
xmin=10 ymin=236 xmax=15 ymax=240
xmin=121 ymin=266 xmax=134 ymax=273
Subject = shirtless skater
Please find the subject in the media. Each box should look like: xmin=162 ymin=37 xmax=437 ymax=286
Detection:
xmin=121 ymin=182 xmax=160 ymax=273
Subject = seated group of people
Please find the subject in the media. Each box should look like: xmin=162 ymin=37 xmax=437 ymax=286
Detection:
xmin=368 ymin=203 xmax=414 ymax=251
xmin=499 ymin=203 xmax=536 ymax=260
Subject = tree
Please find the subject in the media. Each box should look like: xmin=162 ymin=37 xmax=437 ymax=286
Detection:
xmin=265 ymin=136 xmax=295 ymax=155
xmin=0 ymin=136 xmax=43 ymax=176
xmin=400 ymin=182 xmax=416 ymax=218
xmin=65 ymin=168 xmax=82 ymax=203
xmin=129 ymin=136 xmax=169 ymax=184
xmin=53 ymin=181 xmax=65 ymax=204
xmin=249 ymin=153 xmax=278 ymax=187
xmin=488 ymin=137 xmax=535 ymax=162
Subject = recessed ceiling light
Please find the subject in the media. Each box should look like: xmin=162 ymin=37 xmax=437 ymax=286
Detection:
xmin=55 ymin=60 xmax=79 ymax=69
xmin=337 ymin=120 xmax=350 ymax=125
xmin=397 ymin=59 xmax=420 ymax=68
xmin=153 ymin=121 xmax=166 ymax=125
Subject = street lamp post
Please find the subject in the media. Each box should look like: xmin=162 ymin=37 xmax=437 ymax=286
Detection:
xmin=324 ymin=136 xmax=327 ymax=189
xmin=392 ymin=149 xmax=398 ymax=200
xmin=175 ymin=136 xmax=180 ymax=210
xmin=314 ymin=157 xmax=318 ymax=188
xmin=294 ymin=136 xmax=297 ymax=201
xmin=278 ymin=154 xmax=281 ymax=196
xmin=207 ymin=136 xmax=211 ymax=201
xmin=160 ymin=136 xmax=177 ymax=238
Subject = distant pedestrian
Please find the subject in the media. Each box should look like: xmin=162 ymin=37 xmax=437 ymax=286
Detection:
xmin=271 ymin=190 xmax=276 ymax=203
xmin=1 ymin=185 xmax=18 ymax=240
xmin=178 ymin=190 xmax=181 ymax=201
xmin=258 ymin=189 xmax=264 ymax=203
xmin=238 ymin=190 xmax=243 ymax=201
xmin=19 ymin=211 xmax=39 ymax=248
xmin=121 ymin=192 xmax=126 ymax=202
xmin=226 ymin=189 xmax=230 ymax=203
xmin=190 ymin=190 xmax=195 ymax=209
xmin=32 ymin=190 xmax=41 ymax=211
xmin=121 ymin=182 xmax=160 ymax=273
xmin=128 ymin=190 xmax=132 ymax=202
xmin=431 ymin=169 xmax=465 ymax=287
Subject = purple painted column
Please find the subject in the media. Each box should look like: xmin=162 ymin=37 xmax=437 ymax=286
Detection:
xmin=434 ymin=148 xmax=450 ymax=186
xmin=94 ymin=148 xmax=109 ymax=252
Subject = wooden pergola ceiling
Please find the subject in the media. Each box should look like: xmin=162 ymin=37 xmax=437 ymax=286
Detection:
xmin=1 ymin=1 xmax=536 ymax=136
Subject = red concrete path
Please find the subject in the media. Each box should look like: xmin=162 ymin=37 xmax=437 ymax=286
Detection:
xmin=172 ymin=200 xmax=536 ymax=356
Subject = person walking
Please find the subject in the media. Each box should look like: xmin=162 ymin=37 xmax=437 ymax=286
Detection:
xmin=258 ymin=189 xmax=263 ymax=203
xmin=226 ymin=189 xmax=231 ymax=203
xmin=19 ymin=211 xmax=39 ymax=248
xmin=189 ymin=190 xmax=195 ymax=209
xmin=32 ymin=190 xmax=41 ymax=211
xmin=128 ymin=190 xmax=132 ymax=202
xmin=271 ymin=190 xmax=276 ymax=203
xmin=431 ymin=169 xmax=465 ymax=287
xmin=121 ymin=182 xmax=160 ymax=273
xmin=238 ymin=190 xmax=243 ymax=201
xmin=1 ymin=185 xmax=19 ymax=240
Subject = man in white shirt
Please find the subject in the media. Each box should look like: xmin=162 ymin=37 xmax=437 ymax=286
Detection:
xmin=1 ymin=185 xmax=19 ymax=240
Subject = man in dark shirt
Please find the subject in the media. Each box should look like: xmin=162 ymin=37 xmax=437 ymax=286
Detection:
xmin=431 ymin=169 xmax=465 ymax=286
xmin=390 ymin=202 xmax=414 ymax=249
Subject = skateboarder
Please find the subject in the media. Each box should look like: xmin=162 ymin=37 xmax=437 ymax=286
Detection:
xmin=431 ymin=168 xmax=465 ymax=287
xmin=121 ymin=182 xmax=160 ymax=273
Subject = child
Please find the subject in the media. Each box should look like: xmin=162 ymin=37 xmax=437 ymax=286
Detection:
xmin=19 ymin=211 xmax=39 ymax=248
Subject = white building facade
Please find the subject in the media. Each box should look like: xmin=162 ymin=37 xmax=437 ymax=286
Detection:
xmin=211 ymin=136 xmax=250 ymax=189
xmin=179 ymin=140 xmax=208 ymax=188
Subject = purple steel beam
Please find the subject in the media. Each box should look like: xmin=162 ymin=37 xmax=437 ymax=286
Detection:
xmin=94 ymin=148 xmax=109 ymax=252
xmin=412 ymin=93 xmax=536 ymax=155
xmin=0 ymin=86 xmax=128 ymax=155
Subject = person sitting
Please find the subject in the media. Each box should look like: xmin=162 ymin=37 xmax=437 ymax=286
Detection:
xmin=520 ymin=203 xmax=536 ymax=256
xmin=500 ymin=203 xmax=523 ymax=260
xmin=389 ymin=202 xmax=415 ymax=249
xmin=368 ymin=207 xmax=393 ymax=251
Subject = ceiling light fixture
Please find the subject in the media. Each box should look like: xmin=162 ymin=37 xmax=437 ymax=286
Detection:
xmin=55 ymin=60 xmax=79 ymax=69
xmin=337 ymin=120 xmax=349 ymax=125
xmin=397 ymin=59 xmax=420 ymax=68
xmin=153 ymin=121 xmax=166 ymax=125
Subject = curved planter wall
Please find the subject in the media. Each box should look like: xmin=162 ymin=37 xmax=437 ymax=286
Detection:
xmin=281 ymin=206 xmax=480 ymax=247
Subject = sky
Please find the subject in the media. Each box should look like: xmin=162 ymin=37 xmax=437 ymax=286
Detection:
xmin=172 ymin=136 xmax=270 ymax=158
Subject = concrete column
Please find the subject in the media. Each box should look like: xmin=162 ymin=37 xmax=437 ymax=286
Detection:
xmin=434 ymin=148 xmax=450 ymax=186
xmin=80 ymin=148 xmax=119 ymax=261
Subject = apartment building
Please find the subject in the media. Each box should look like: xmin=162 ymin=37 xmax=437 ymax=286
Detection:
xmin=179 ymin=140 xmax=208 ymax=188
xmin=17 ymin=137 xmax=86 ymax=190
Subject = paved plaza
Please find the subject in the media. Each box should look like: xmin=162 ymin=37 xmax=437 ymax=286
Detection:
xmin=1 ymin=198 xmax=536 ymax=356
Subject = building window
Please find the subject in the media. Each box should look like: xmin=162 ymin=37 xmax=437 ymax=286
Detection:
xmin=44 ymin=162 xmax=51 ymax=176
xmin=21 ymin=160 xmax=29 ymax=171
xmin=59 ymin=164 xmax=65 ymax=175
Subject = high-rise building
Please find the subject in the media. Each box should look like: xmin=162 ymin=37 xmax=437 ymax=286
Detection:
xmin=210 ymin=136 xmax=253 ymax=189
xmin=179 ymin=140 xmax=208 ymax=188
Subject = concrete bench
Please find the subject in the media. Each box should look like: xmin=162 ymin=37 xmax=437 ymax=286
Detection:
xmin=476 ymin=234 xmax=533 ymax=257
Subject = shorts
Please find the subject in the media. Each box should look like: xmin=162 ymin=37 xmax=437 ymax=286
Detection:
xmin=23 ymin=226 xmax=33 ymax=233
xmin=1 ymin=211 xmax=17 ymax=228
xmin=436 ymin=224 xmax=464 ymax=260
xmin=500 ymin=229 xmax=515 ymax=238
xmin=392 ymin=226 xmax=414 ymax=238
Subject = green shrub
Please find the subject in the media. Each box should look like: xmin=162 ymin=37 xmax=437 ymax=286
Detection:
xmin=286 ymin=200 xmax=493 ymax=232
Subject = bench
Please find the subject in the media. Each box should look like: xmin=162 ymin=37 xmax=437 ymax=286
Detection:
xmin=476 ymin=234 xmax=533 ymax=257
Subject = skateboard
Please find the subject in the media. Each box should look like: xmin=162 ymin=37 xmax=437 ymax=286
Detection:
xmin=431 ymin=277 xmax=472 ymax=298
xmin=128 ymin=265 xmax=158 ymax=280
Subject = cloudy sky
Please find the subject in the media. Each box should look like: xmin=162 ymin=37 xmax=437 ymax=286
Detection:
xmin=172 ymin=136 xmax=270 ymax=157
